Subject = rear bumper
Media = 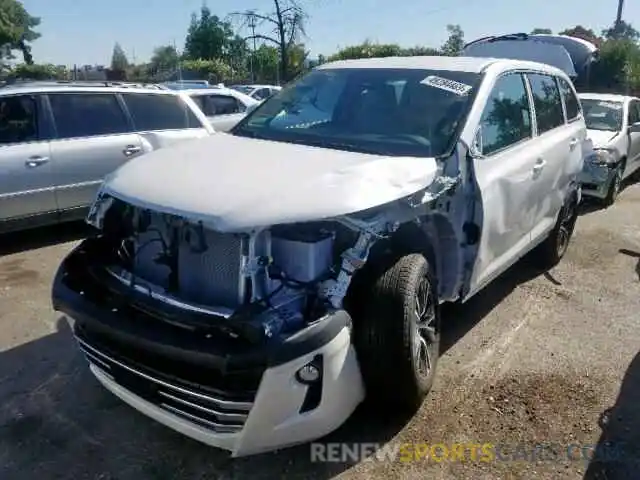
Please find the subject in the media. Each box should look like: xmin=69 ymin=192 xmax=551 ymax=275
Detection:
xmin=52 ymin=239 xmax=365 ymax=457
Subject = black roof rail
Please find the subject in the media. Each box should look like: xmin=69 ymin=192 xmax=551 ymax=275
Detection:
xmin=463 ymin=33 xmax=529 ymax=49
xmin=0 ymin=79 xmax=168 ymax=90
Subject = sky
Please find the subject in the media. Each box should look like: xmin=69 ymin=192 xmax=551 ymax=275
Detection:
xmin=20 ymin=0 xmax=640 ymax=66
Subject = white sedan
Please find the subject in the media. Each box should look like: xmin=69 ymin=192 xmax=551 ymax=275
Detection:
xmin=230 ymin=84 xmax=282 ymax=101
xmin=184 ymin=87 xmax=260 ymax=132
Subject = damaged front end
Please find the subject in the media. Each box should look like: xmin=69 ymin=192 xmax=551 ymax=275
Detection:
xmin=579 ymin=148 xmax=620 ymax=199
xmin=51 ymin=171 xmax=458 ymax=456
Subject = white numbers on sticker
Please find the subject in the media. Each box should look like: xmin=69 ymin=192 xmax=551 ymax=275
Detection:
xmin=420 ymin=75 xmax=472 ymax=96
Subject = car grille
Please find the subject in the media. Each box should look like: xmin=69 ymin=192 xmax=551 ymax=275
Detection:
xmin=75 ymin=331 xmax=256 ymax=433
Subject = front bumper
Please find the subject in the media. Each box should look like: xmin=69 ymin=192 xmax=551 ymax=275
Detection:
xmin=579 ymin=161 xmax=618 ymax=199
xmin=52 ymin=239 xmax=365 ymax=457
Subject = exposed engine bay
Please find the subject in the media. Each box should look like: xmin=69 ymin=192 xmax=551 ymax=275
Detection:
xmin=81 ymin=195 xmax=397 ymax=345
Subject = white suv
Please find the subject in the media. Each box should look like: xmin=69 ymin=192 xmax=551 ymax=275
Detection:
xmin=0 ymin=81 xmax=212 ymax=233
xmin=53 ymin=55 xmax=586 ymax=457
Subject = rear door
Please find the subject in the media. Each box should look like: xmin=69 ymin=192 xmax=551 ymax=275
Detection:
xmin=196 ymin=93 xmax=248 ymax=132
xmin=467 ymin=72 xmax=540 ymax=294
xmin=48 ymin=92 xmax=143 ymax=214
xmin=122 ymin=92 xmax=210 ymax=149
xmin=0 ymin=93 xmax=57 ymax=223
xmin=525 ymin=73 xmax=582 ymax=242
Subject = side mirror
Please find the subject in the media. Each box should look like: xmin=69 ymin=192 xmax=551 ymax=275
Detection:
xmin=629 ymin=122 xmax=640 ymax=133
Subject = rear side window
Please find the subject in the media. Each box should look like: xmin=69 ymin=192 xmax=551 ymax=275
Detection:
xmin=49 ymin=93 xmax=130 ymax=139
xmin=207 ymin=94 xmax=242 ymax=115
xmin=558 ymin=78 xmax=580 ymax=121
xmin=527 ymin=74 xmax=565 ymax=133
xmin=0 ymin=95 xmax=39 ymax=144
xmin=478 ymin=73 xmax=533 ymax=155
xmin=122 ymin=93 xmax=202 ymax=131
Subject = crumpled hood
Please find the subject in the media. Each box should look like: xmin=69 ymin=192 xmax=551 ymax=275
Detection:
xmin=102 ymin=133 xmax=440 ymax=232
xmin=586 ymin=129 xmax=620 ymax=149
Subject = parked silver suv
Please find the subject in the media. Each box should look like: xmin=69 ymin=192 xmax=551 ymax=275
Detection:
xmin=0 ymin=81 xmax=213 ymax=233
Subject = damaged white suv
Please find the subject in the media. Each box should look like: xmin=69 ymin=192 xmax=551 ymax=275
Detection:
xmin=52 ymin=55 xmax=586 ymax=457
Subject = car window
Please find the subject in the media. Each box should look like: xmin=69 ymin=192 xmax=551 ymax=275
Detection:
xmin=205 ymin=95 xmax=241 ymax=115
xmin=627 ymin=100 xmax=640 ymax=125
xmin=558 ymin=77 xmax=580 ymax=121
xmin=257 ymin=88 xmax=272 ymax=100
xmin=527 ymin=73 xmax=565 ymax=134
xmin=49 ymin=93 xmax=130 ymax=139
xmin=581 ymin=99 xmax=624 ymax=132
xmin=0 ymin=95 xmax=39 ymax=145
xmin=122 ymin=93 xmax=202 ymax=130
xmin=477 ymin=73 xmax=532 ymax=155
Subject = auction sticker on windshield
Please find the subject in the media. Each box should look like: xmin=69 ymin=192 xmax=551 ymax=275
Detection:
xmin=421 ymin=75 xmax=472 ymax=96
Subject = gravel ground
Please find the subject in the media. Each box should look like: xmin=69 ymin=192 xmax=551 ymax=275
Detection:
xmin=1 ymin=183 xmax=639 ymax=480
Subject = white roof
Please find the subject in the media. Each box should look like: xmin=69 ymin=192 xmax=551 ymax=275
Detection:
xmin=578 ymin=92 xmax=636 ymax=102
xmin=0 ymin=83 xmax=176 ymax=97
xmin=180 ymin=87 xmax=258 ymax=105
xmin=317 ymin=55 xmax=566 ymax=76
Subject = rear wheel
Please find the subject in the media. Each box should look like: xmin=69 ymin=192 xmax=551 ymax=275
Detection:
xmin=353 ymin=253 xmax=441 ymax=411
xmin=534 ymin=194 xmax=578 ymax=268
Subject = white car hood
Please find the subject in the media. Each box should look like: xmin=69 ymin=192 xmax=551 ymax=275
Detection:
xmin=102 ymin=133 xmax=440 ymax=232
xmin=586 ymin=129 xmax=620 ymax=149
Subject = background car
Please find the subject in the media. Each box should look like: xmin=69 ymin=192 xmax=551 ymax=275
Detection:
xmin=229 ymin=84 xmax=282 ymax=101
xmin=183 ymin=87 xmax=260 ymax=131
xmin=0 ymin=81 xmax=213 ymax=234
xmin=577 ymin=93 xmax=640 ymax=205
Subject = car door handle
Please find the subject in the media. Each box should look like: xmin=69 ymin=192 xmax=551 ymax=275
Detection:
xmin=123 ymin=145 xmax=142 ymax=157
xmin=533 ymin=158 xmax=546 ymax=173
xmin=25 ymin=156 xmax=49 ymax=168
xmin=569 ymin=138 xmax=579 ymax=150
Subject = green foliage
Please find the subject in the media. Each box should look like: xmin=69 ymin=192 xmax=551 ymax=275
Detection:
xmin=0 ymin=0 xmax=40 ymax=63
xmin=110 ymin=43 xmax=129 ymax=71
xmin=7 ymin=63 xmax=67 ymax=80
xmin=559 ymin=25 xmax=601 ymax=45
xmin=602 ymin=20 xmax=639 ymax=42
xmin=440 ymin=24 xmax=464 ymax=56
xmin=183 ymin=6 xmax=235 ymax=61
xmin=329 ymin=41 xmax=440 ymax=61
xmin=181 ymin=58 xmax=234 ymax=84
xmin=531 ymin=28 xmax=552 ymax=35
xmin=149 ymin=45 xmax=179 ymax=76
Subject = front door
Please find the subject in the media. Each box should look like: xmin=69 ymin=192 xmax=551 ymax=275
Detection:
xmin=47 ymin=92 xmax=143 ymax=213
xmin=625 ymin=99 xmax=640 ymax=177
xmin=466 ymin=72 xmax=540 ymax=296
xmin=0 ymin=94 xmax=56 ymax=222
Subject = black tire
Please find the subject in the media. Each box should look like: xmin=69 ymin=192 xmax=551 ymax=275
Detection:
xmin=534 ymin=194 xmax=578 ymax=268
xmin=603 ymin=163 xmax=623 ymax=207
xmin=353 ymin=253 xmax=441 ymax=411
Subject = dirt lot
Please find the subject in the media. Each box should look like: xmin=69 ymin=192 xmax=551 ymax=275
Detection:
xmin=1 ymin=184 xmax=639 ymax=480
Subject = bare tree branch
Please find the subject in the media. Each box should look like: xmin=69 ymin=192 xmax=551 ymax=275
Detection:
xmin=245 ymin=34 xmax=280 ymax=45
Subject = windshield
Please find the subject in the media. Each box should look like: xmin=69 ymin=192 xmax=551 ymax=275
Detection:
xmin=232 ymin=68 xmax=482 ymax=157
xmin=581 ymin=98 xmax=624 ymax=132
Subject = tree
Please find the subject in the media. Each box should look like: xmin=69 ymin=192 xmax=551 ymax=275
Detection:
xmin=181 ymin=58 xmax=233 ymax=84
xmin=329 ymin=41 xmax=402 ymax=61
xmin=183 ymin=5 xmax=235 ymax=61
xmin=149 ymin=45 xmax=179 ymax=77
xmin=602 ymin=20 xmax=640 ymax=42
xmin=0 ymin=0 xmax=41 ymax=64
xmin=440 ymin=24 xmax=464 ymax=56
xmin=232 ymin=0 xmax=307 ymax=82
xmin=531 ymin=28 xmax=552 ymax=35
xmin=7 ymin=63 xmax=67 ymax=80
xmin=558 ymin=25 xmax=601 ymax=45
xmin=110 ymin=43 xmax=129 ymax=71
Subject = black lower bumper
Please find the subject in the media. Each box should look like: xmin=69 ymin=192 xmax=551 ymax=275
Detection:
xmin=52 ymin=238 xmax=351 ymax=393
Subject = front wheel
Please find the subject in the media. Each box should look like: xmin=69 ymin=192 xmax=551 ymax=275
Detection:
xmin=353 ymin=253 xmax=441 ymax=411
xmin=603 ymin=164 xmax=623 ymax=207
